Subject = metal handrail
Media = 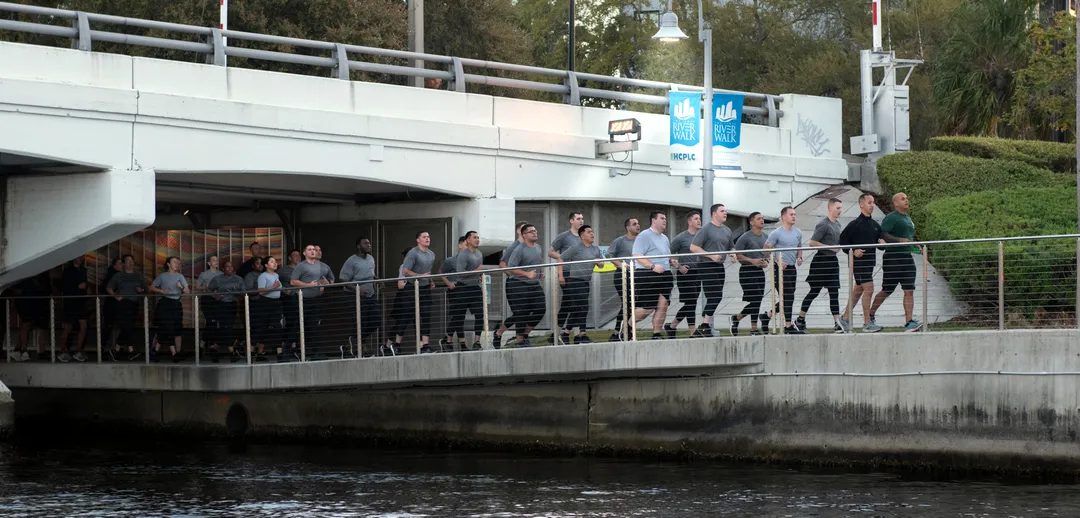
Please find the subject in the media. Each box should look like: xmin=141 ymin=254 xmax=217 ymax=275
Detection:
xmin=0 ymin=1 xmax=784 ymax=122
xmin=9 ymin=233 xmax=1079 ymax=302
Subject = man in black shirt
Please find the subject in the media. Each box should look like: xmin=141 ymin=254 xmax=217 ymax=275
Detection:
xmin=58 ymin=256 xmax=89 ymax=362
xmin=839 ymin=193 xmax=886 ymax=333
xmin=237 ymin=241 xmax=264 ymax=279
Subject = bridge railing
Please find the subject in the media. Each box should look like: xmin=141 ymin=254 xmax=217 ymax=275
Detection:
xmin=0 ymin=1 xmax=784 ymax=124
xmin=2 ymin=233 xmax=1078 ymax=365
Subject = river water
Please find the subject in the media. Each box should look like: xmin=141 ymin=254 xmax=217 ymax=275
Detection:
xmin=0 ymin=441 xmax=1076 ymax=517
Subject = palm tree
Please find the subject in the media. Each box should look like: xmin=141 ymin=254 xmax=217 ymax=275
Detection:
xmin=932 ymin=0 xmax=1035 ymax=136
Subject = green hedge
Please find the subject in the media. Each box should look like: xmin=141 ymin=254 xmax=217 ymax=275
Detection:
xmin=875 ymin=151 xmax=1074 ymax=231
xmin=929 ymin=136 xmax=1076 ymax=174
xmin=923 ymin=187 xmax=1078 ymax=321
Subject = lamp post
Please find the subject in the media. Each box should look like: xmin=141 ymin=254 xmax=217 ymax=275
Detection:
xmin=653 ymin=0 xmax=712 ymax=216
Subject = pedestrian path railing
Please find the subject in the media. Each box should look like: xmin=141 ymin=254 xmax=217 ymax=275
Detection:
xmin=0 ymin=1 xmax=784 ymax=123
xmin=3 ymin=233 xmax=1078 ymax=366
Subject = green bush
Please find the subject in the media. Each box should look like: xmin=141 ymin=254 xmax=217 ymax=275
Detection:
xmin=923 ymin=187 xmax=1078 ymax=322
xmin=929 ymin=136 xmax=1076 ymax=174
xmin=875 ymin=151 xmax=1074 ymax=231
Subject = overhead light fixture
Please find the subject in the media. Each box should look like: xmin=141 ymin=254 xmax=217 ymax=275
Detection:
xmin=652 ymin=11 xmax=688 ymax=42
xmin=183 ymin=209 xmax=190 ymax=216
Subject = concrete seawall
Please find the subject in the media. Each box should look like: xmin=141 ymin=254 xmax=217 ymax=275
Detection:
xmin=7 ymin=330 xmax=1080 ymax=473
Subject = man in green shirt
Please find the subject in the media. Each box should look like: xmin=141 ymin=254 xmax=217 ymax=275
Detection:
xmin=870 ymin=192 xmax=922 ymax=331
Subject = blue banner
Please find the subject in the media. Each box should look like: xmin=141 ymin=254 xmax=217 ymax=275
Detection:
xmin=669 ymin=91 xmax=701 ymax=172
xmin=712 ymin=93 xmax=744 ymax=149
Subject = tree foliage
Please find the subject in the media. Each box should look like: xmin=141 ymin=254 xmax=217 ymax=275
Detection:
xmin=1008 ymin=11 xmax=1076 ymax=142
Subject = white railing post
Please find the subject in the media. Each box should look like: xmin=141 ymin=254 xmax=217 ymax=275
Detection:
xmin=193 ymin=295 xmax=200 ymax=366
xmin=777 ymin=257 xmax=786 ymax=330
xmin=49 ymin=298 xmax=56 ymax=363
xmin=354 ymin=287 xmax=362 ymax=358
xmin=95 ymin=297 xmax=102 ymax=363
xmin=414 ymin=281 xmax=421 ymax=354
xmin=244 ymin=293 xmax=252 ymax=365
xmin=768 ymin=254 xmax=777 ymax=334
xmin=845 ymin=251 xmax=855 ymax=331
xmin=921 ymin=245 xmax=928 ymax=332
xmin=998 ymin=240 xmax=1005 ymax=330
xmin=620 ymin=263 xmax=628 ymax=341
xmin=143 ymin=297 xmax=150 ymax=365
xmin=481 ymin=274 xmax=491 ymax=348
xmin=298 ymin=294 xmax=306 ymax=362
xmin=5 ymin=300 xmax=10 ymax=362
xmin=628 ymin=261 xmax=637 ymax=342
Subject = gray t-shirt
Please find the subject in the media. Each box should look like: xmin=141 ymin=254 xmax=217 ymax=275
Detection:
xmin=152 ymin=272 xmax=188 ymax=300
xmin=402 ymin=247 xmax=436 ymax=287
xmin=671 ymin=230 xmax=698 ymax=266
xmin=810 ymin=217 xmax=842 ymax=255
xmin=439 ymin=255 xmax=460 ymax=284
xmin=243 ymin=271 xmax=261 ymax=291
xmin=258 ymin=272 xmax=281 ymax=299
xmin=278 ymin=264 xmax=297 ymax=297
xmin=107 ymin=271 xmax=145 ymax=300
xmin=766 ymin=226 xmax=804 ymax=266
xmin=632 ymin=228 xmax=671 ymax=271
xmin=735 ymin=230 xmax=769 ymax=261
xmin=607 ymin=235 xmax=636 ymax=260
xmin=691 ymin=222 xmax=734 ymax=256
xmin=550 ymin=230 xmax=582 ymax=256
xmin=339 ymin=254 xmax=376 ymax=296
xmin=207 ymin=274 xmax=245 ymax=303
xmin=455 ymin=249 xmax=484 ymax=287
xmin=320 ymin=262 xmax=335 ymax=284
xmin=500 ymin=240 xmax=522 ymax=264
xmin=561 ymin=243 xmax=604 ymax=279
xmin=196 ymin=269 xmax=221 ymax=290
xmin=507 ymin=242 xmax=545 ymax=284
xmin=291 ymin=260 xmax=327 ymax=298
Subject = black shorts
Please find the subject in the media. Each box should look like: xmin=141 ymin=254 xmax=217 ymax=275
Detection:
xmin=852 ymin=256 xmax=876 ymax=286
xmin=881 ymin=252 xmax=916 ymax=292
xmin=806 ymin=254 xmax=840 ymax=290
xmin=15 ymin=299 xmax=48 ymax=328
xmin=633 ymin=270 xmax=673 ymax=310
xmin=63 ymin=299 xmax=89 ymax=322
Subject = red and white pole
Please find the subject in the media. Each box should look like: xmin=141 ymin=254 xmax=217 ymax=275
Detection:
xmin=871 ymin=0 xmax=882 ymax=51
xmin=220 ymin=0 xmax=228 ymax=62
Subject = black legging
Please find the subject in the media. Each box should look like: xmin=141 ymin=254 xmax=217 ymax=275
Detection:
xmin=391 ymin=283 xmax=432 ymax=338
xmin=446 ymin=284 xmax=484 ymax=338
xmin=772 ymin=263 xmax=798 ymax=324
xmin=282 ymin=295 xmax=299 ymax=347
xmin=115 ymin=298 xmax=140 ymax=348
xmin=801 ymin=254 xmax=841 ymax=316
xmin=214 ymin=300 xmax=238 ymax=347
xmin=698 ymin=260 xmax=726 ymax=318
xmin=154 ymin=298 xmax=183 ymax=342
xmin=562 ymin=277 xmax=591 ymax=331
xmin=674 ymin=265 xmax=701 ymax=321
xmin=507 ymin=278 xmax=545 ymax=335
xmin=253 ymin=296 xmax=282 ymax=347
xmin=738 ymin=264 xmax=766 ymax=323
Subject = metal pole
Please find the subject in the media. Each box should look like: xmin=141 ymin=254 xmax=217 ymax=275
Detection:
xmin=845 ymin=251 xmax=855 ymax=328
xmin=620 ymin=263 xmax=628 ymax=340
xmin=777 ymin=257 xmax=786 ymax=329
xmin=1075 ymin=7 xmax=1078 ymax=236
xmin=860 ymin=50 xmax=873 ymax=137
xmin=49 ymin=298 xmax=55 ymax=363
xmin=143 ymin=297 xmax=150 ymax=365
xmin=298 ymin=293 xmax=306 ymax=362
xmin=700 ymin=28 xmax=714 ymax=217
xmin=244 ymin=293 xmax=252 ymax=365
xmin=4 ymin=297 xmax=9 ymax=362
xmin=408 ymin=0 xmax=424 ymax=88
xmin=1076 ymin=238 xmax=1079 ymax=330
xmin=413 ymin=281 xmax=421 ymax=354
xmin=355 ymin=288 xmax=362 ymax=358
xmin=480 ymin=274 xmax=490 ymax=349
xmin=219 ymin=0 xmax=227 ymax=63
xmin=998 ymin=240 xmax=1005 ymax=330
xmin=628 ymin=261 xmax=638 ymax=342
xmin=768 ymin=254 xmax=776 ymax=334
xmin=552 ymin=271 xmax=561 ymax=342
xmin=568 ymin=0 xmax=575 ymax=72
xmin=193 ymin=295 xmax=200 ymax=366
xmin=921 ymin=245 xmax=928 ymax=332
xmin=95 ymin=297 xmax=102 ymax=363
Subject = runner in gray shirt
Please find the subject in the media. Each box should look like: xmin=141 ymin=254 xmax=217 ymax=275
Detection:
xmin=764 ymin=206 xmax=805 ymax=333
xmin=389 ymin=232 xmax=437 ymax=353
xmin=798 ymin=198 xmax=845 ymax=333
xmin=688 ymin=204 xmax=733 ymax=336
xmin=668 ymin=211 xmax=703 ymax=339
xmin=290 ymin=245 xmax=332 ymax=359
xmin=500 ymin=224 xmax=546 ymax=347
xmin=499 ymin=221 xmax=529 ymax=268
xmin=441 ymin=231 xmax=486 ymax=351
xmin=339 ymin=237 xmax=379 ymax=357
xmin=558 ymin=226 xmax=604 ymax=343
xmin=731 ymin=212 xmax=770 ymax=336
xmin=207 ymin=261 xmax=246 ymax=361
xmin=606 ymin=217 xmax=640 ymax=342
xmin=549 ymin=211 xmax=584 ymax=344
xmin=631 ymin=211 xmax=673 ymax=340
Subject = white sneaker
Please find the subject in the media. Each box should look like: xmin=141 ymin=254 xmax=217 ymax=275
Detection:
xmin=20 ymin=351 xmax=30 ymax=362
xmin=58 ymin=352 xmax=72 ymax=363
xmin=73 ymin=352 xmax=87 ymax=362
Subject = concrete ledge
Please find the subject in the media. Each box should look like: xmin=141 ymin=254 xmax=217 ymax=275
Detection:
xmin=0 ymin=337 xmax=763 ymax=393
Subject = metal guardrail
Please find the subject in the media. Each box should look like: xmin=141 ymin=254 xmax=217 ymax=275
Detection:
xmin=2 ymin=234 xmax=1078 ymax=366
xmin=0 ymin=1 xmax=784 ymax=124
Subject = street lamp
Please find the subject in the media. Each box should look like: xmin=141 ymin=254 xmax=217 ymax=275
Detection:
xmin=653 ymin=0 xmax=713 ymax=217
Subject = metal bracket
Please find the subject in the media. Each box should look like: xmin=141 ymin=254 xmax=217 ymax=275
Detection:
xmin=563 ymin=71 xmax=580 ymax=106
xmin=208 ymin=28 xmax=226 ymax=66
xmin=71 ymin=11 xmax=91 ymax=51
xmin=333 ymin=43 xmax=350 ymax=80
xmin=762 ymin=94 xmax=778 ymax=127
xmin=449 ymin=57 xmax=466 ymax=93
